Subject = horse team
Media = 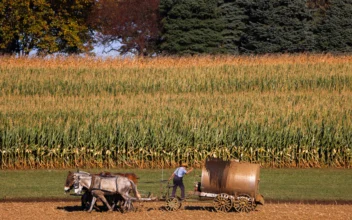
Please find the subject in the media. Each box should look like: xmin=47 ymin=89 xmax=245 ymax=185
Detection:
xmin=64 ymin=171 xmax=141 ymax=212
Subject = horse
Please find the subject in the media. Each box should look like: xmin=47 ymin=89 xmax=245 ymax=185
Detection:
xmin=74 ymin=174 xmax=141 ymax=212
xmin=64 ymin=170 xmax=91 ymax=193
xmin=64 ymin=171 xmax=140 ymax=192
xmin=64 ymin=170 xmax=140 ymax=210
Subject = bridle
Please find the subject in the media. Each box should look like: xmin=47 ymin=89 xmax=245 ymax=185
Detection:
xmin=74 ymin=177 xmax=80 ymax=190
xmin=73 ymin=174 xmax=83 ymax=195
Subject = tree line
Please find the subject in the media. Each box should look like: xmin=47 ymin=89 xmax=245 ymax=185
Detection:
xmin=1 ymin=0 xmax=351 ymax=56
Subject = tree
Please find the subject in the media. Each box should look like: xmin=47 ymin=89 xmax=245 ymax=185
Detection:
xmin=218 ymin=0 xmax=249 ymax=55
xmin=89 ymin=0 xmax=161 ymax=56
xmin=0 ymin=0 xmax=95 ymax=55
xmin=45 ymin=0 xmax=96 ymax=54
xmin=314 ymin=0 xmax=352 ymax=52
xmin=240 ymin=0 xmax=314 ymax=54
xmin=0 ymin=0 xmax=53 ymax=55
xmin=307 ymin=0 xmax=329 ymax=9
xmin=159 ymin=0 xmax=224 ymax=55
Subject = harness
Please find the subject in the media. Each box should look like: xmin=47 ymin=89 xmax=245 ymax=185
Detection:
xmin=89 ymin=175 xmax=95 ymax=191
xmin=91 ymin=175 xmax=119 ymax=192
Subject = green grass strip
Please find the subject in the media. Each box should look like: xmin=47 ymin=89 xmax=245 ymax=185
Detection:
xmin=0 ymin=168 xmax=351 ymax=202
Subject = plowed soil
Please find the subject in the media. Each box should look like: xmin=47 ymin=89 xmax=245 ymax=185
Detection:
xmin=1 ymin=200 xmax=351 ymax=220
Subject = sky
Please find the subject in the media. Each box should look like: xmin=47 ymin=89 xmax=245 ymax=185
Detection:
xmin=91 ymin=40 xmax=121 ymax=58
xmin=28 ymin=38 xmax=123 ymax=58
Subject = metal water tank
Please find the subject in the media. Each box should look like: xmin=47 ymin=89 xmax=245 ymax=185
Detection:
xmin=201 ymin=158 xmax=260 ymax=197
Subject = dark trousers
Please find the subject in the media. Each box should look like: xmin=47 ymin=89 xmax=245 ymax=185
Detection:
xmin=171 ymin=176 xmax=185 ymax=199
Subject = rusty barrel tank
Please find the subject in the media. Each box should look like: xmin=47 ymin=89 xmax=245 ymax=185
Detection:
xmin=201 ymin=158 xmax=260 ymax=197
xmin=198 ymin=158 xmax=264 ymax=212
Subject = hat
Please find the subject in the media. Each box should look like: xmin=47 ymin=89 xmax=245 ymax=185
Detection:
xmin=181 ymin=162 xmax=188 ymax=168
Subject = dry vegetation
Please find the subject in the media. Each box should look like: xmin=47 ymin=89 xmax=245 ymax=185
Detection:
xmin=1 ymin=54 xmax=352 ymax=69
xmin=1 ymin=54 xmax=351 ymax=169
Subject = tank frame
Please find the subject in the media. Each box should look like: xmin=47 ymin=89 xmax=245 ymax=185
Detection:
xmin=164 ymin=158 xmax=264 ymax=213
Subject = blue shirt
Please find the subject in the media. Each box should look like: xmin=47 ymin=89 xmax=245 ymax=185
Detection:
xmin=174 ymin=167 xmax=187 ymax=178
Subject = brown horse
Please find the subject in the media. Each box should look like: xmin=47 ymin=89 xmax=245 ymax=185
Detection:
xmin=64 ymin=170 xmax=140 ymax=210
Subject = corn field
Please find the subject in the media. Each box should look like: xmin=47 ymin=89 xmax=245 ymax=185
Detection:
xmin=0 ymin=54 xmax=351 ymax=169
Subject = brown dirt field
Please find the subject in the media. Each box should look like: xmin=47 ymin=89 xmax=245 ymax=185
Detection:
xmin=0 ymin=201 xmax=351 ymax=220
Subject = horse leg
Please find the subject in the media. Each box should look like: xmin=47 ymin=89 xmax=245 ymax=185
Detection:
xmin=96 ymin=192 xmax=113 ymax=212
xmin=100 ymin=196 xmax=113 ymax=212
xmin=81 ymin=191 xmax=90 ymax=210
xmin=88 ymin=196 xmax=97 ymax=213
xmin=83 ymin=191 xmax=101 ymax=211
xmin=107 ymin=195 xmax=117 ymax=210
xmin=82 ymin=191 xmax=100 ymax=211
xmin=115 ymin=194 xmax=124 ymax=209
xmin=120 ymin=194 xmax=134 ymax=212
xmin=90 ymin=190 xmax=113 ymax=212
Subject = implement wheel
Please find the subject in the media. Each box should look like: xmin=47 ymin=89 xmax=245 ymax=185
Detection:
xmin=233 ymin=194 xmax=254 ymax=213
xmin=165 ymin=197 xmax=182 ymax=211
xmin=213 ymin=193 xmax=232 ymax=212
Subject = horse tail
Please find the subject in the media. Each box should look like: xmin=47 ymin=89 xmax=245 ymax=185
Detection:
xmin=129 ymin=179 xmax=141 ymax=200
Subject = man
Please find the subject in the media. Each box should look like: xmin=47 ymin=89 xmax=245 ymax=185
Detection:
xmin=168 ymin=162 xmax=194 ymax=200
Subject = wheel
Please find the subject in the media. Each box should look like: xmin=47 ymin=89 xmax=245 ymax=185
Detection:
xmin=213 ymin=193 xmax=232 ymax=212
xmin=165 ymin=197 xmax=182 ymax=211
xmin=233 ymin=194 xmax=254 ymax=213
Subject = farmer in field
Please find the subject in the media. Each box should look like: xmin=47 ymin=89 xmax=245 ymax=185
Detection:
xmin=168 ymin=162 xmax=194 ymax=200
